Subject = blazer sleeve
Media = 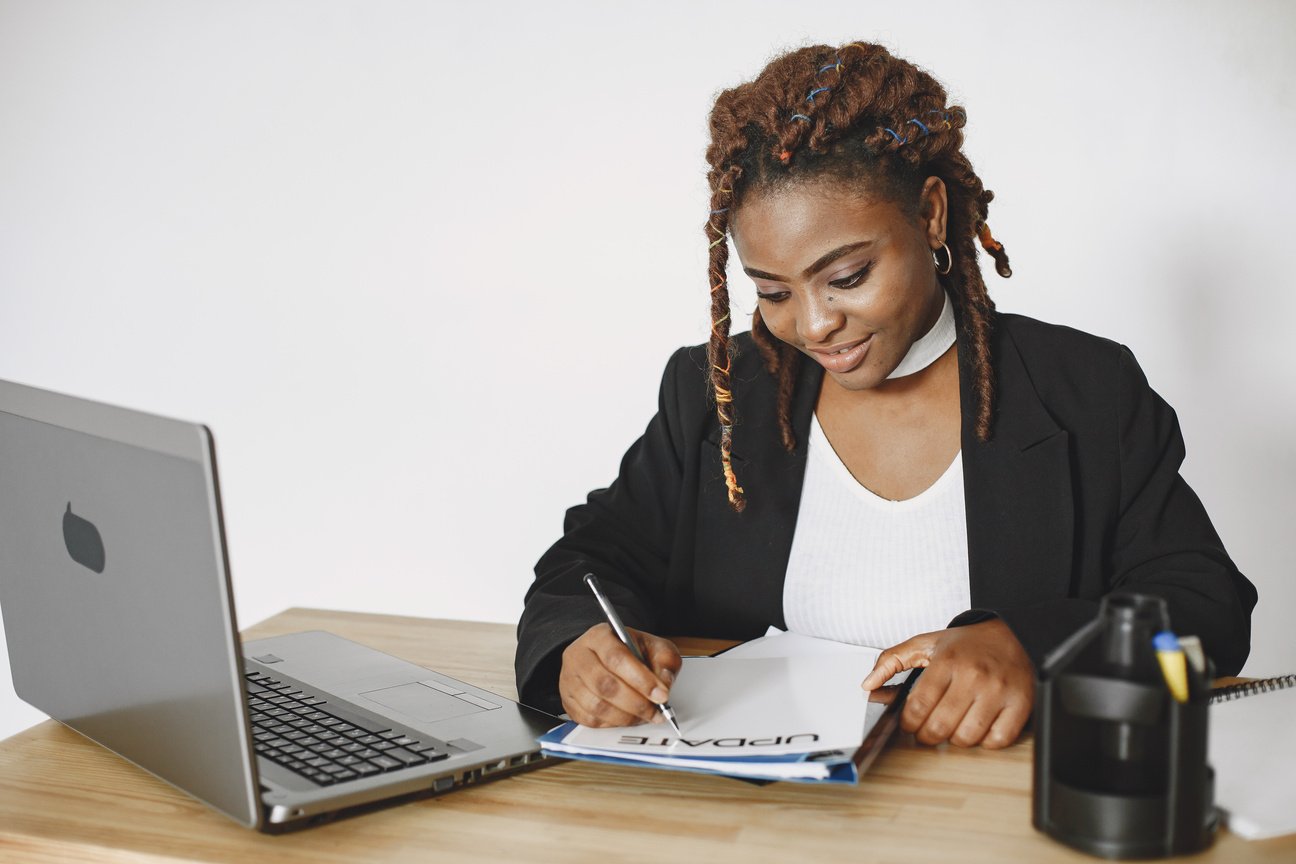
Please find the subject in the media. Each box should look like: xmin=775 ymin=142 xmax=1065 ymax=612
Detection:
xmin=993 ymin=345 xmax=1258 ymax=674
xmin=514 ymin=347 xmax=694 ymax=714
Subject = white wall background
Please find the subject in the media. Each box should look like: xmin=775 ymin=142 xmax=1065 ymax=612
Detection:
xmin=2 ymin=0 xmax=1293 ymax=740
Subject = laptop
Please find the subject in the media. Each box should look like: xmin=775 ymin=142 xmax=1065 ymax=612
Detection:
xmin=0 ymin=376 xmax=559 ymax=831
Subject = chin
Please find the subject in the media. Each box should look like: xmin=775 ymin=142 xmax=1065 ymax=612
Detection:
xmin=826 ymin=367 xmax=889 ymax=391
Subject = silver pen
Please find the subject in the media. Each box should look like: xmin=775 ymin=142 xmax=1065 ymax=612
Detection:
xmin=583 ymin=573 xmax=683 ymax=736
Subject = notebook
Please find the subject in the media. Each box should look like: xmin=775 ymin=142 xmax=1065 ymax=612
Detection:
xmin=538 ymin=628 xmax=912 ymax=783
xmin=1209 ymin=674 xmax=1296 ymax=840
xmin=0 ymin=376 xmax=559 ymax=831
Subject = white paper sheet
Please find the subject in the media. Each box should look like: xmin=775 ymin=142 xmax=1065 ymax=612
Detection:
xmin=558 ymin=654 xmax=872 ymax=757
xmin=723 ymin=626 xmax=911 ymax=685
xmin=1209 ymin=685 xmax=1296 ymax=840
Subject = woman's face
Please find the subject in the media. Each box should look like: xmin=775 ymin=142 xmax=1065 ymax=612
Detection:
xmin=729 ymin=177 xmax=949 ymax=392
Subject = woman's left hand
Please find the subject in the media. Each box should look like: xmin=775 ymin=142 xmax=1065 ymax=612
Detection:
xmin=859 ymin=618 xmax=1035 ymax=749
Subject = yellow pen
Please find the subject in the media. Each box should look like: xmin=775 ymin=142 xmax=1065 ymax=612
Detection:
xmin=1153 ymin=630 xmax=1189 ymax=703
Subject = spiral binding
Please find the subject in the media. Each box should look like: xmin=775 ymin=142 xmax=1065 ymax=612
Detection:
xmin=1209 ymin=673 xmax=1296 ymax=703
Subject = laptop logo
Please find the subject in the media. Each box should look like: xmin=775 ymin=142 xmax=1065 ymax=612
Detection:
xmin=63 ymin=503 xmax=105 ymax=573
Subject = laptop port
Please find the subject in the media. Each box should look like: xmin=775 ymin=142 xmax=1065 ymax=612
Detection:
xmin=482 ymin=759 xmax=508 ymax=775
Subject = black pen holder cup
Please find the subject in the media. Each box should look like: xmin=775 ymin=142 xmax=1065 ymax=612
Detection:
xmin=1032 ymin=593 xmax=1216 ymax=859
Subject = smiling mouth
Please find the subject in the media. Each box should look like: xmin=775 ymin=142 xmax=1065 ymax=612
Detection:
xmin=806 ymin=335 xmax=873 ymax=373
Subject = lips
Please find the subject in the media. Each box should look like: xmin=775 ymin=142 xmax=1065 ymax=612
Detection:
xmin=807 ymin=335 xmax=873 ymax=374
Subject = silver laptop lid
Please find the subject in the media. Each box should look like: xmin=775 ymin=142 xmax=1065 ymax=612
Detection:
xmin=0 ymin=378 xmax=260 ymax=828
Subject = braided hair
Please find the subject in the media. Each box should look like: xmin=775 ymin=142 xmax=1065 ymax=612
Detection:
xmin=704 ymin=42 xmax=1012 ymax=512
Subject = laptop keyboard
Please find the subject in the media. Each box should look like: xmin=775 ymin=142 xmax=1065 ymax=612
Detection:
xmin=244 ymin=670 xmax=449 ymax=786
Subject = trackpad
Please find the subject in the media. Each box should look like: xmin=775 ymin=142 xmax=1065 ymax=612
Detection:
xmin=359 ymin=682 xmax=485 ymax=722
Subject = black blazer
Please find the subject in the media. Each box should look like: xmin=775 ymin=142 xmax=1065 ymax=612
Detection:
xmin=515 ymin=311 xmax=1257 ymax=715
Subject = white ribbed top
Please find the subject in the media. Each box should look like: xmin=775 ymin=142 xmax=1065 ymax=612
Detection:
xmin=782 ymin=414 xmax=971 ymax=649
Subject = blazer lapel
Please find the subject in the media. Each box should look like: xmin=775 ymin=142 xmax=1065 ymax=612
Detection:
xmin=959 ymin=320 xmax=1075 ymax=610
xmin=695 ymin=356 xmax=821 ymax=633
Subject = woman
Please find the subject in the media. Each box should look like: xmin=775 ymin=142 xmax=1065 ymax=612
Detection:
xmin=514 ymin=42 xmax=1257 ymax=749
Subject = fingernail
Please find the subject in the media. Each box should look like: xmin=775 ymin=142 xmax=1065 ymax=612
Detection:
xmin=661 ymin=669 xmax=675 ymax=685
xmin=650 ymin=687 xmax=668 ymax=704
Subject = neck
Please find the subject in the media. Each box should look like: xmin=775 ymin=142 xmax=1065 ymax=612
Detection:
xmin=887 ymin=288 xmax=956 ymax=380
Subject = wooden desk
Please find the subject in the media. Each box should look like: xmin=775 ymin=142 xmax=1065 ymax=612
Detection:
xmin=0 ymin=609 xmax=1291 ymax=863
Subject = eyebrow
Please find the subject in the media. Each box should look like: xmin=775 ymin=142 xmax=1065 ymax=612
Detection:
xmin=741 ymin=240 xmax=873 ymax=283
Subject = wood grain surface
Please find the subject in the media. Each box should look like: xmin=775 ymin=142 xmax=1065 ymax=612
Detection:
xmin=0 ymin=608 xmax=1291 ymax=863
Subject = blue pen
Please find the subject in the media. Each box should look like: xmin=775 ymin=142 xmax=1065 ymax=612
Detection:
xmin=583 ymin=573 xmax=683 ymax=735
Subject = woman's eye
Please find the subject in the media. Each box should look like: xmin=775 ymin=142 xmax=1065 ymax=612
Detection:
xmin=830 ymin=263 xmax=873 ymax=290
xmin=756 ymin=291 xmax=790 ymax=303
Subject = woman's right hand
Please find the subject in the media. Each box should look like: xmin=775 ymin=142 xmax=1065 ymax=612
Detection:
xmin=558 ymin=623 xmax=682 ymax=727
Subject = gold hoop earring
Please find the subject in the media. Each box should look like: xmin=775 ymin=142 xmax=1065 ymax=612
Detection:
xmin=933 ymin=242 xmax=952 ymax=276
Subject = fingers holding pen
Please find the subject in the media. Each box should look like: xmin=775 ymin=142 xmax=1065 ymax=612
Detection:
xmin=559 ymin=624 xmax=678 ymax=727
xmin=637 ymin=631 xmax=683 ymax=689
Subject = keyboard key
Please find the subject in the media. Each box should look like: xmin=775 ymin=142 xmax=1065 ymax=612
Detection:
xmin=342 ymin=728 xmax=368 ymax=739
xmin=369 ymin=755 xmax=402 ymax=771
xmin=306 ymin=757 xmax=331 ymax=768
xmin=356 ymin=735 xmax=383 ymax=746
xmin=352 ymin=762 xmax=381 ymax=776
xmin=385 ymin=748 xmax=428 ymax=766
xmin=332 ymin=769 xmax=358 ymax=782
xmin=391 ymin=736 xmax=419 ymax=748
xmin=372 ymin=741 xmax=396 ymax=751
xmin=378 ymin=730 xmax=403 ymax=740
xmin=356 ymin=748 xmax=382 ymax=760
xmin=409 ymin=742 xmax=440 ymax=754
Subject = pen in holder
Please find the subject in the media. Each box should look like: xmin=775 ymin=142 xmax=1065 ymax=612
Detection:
xmin=1033 ymin=593 xmax=1216 ymax=859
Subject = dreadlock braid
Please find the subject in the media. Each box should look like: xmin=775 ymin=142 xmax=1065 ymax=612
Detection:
xmin=704 ymin=164 xmax=745 ymax=510
xmin=704 ymin=41 xmax=1013 ymax=511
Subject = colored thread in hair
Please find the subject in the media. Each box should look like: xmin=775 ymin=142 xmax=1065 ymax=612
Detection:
xmin=977 ymin=222 xmax=1003 ymax=252
xmin=719 ymin=424 xmax=744 ymax=508
xmin=779 ymin=149 xmax=793 ymax=164
xmin=907 ymin=117 xmax=930 ymax=136
xmin=883 ymin=127 xmax=905 ymax=143
xmin=710 ymin=207 xmax=729 ymax=214
xmin=789 ymin=113 xmax=812 ymax=123
xmin=806 ymin=86 xmax=830 ymax=103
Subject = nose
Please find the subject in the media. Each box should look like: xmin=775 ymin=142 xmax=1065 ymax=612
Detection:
xmin=796 ymin=292 xmax=846 ymax=346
